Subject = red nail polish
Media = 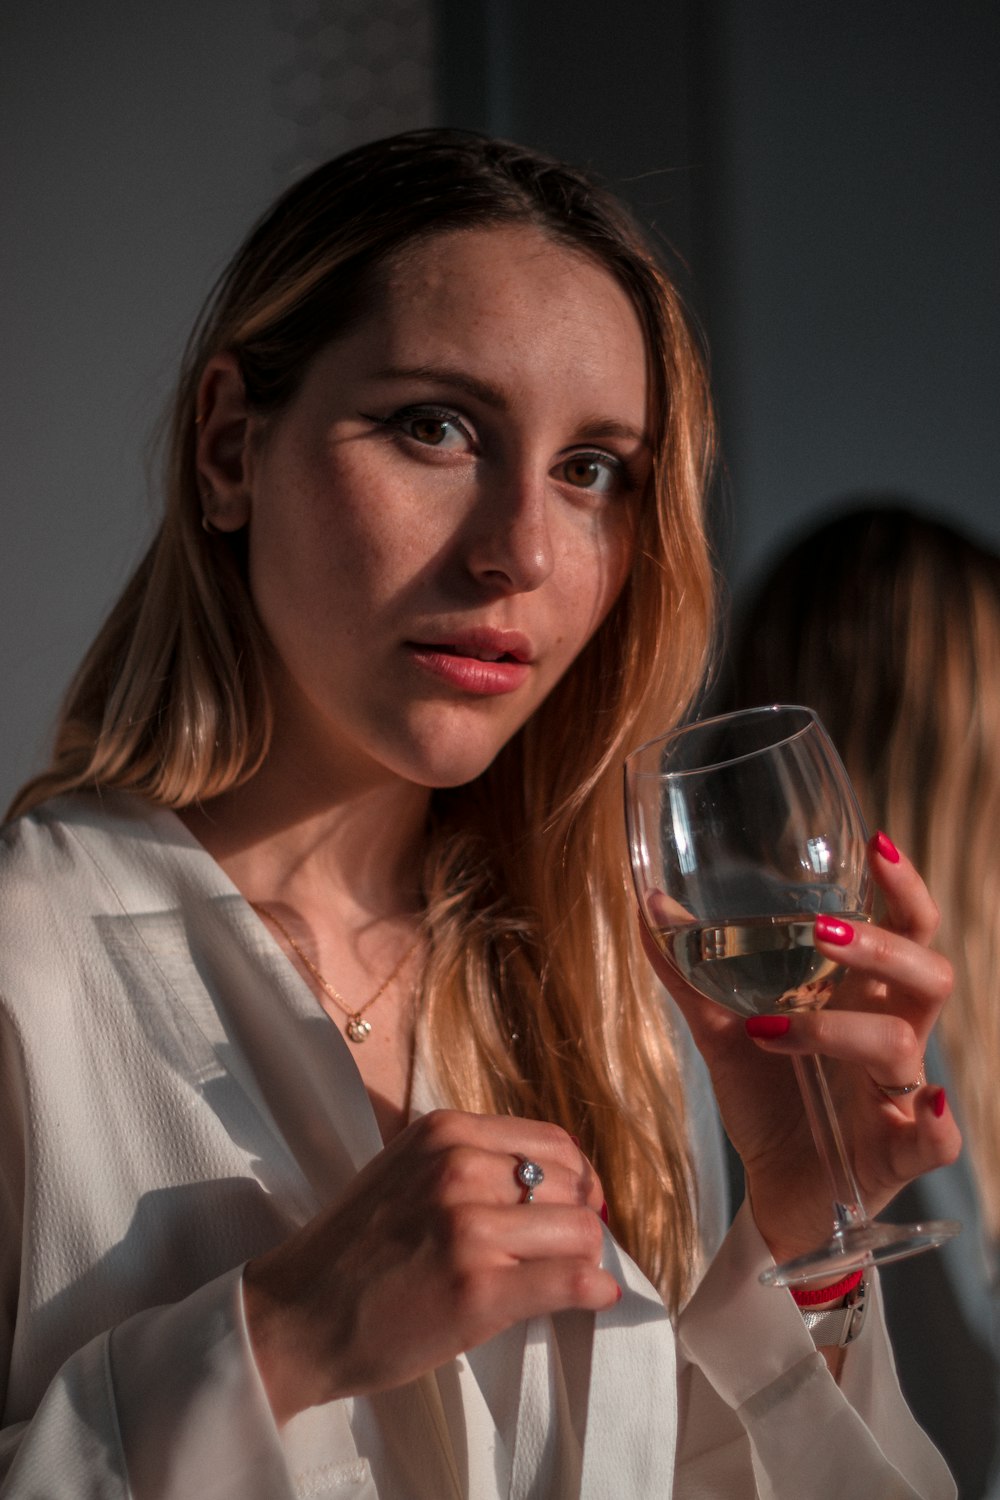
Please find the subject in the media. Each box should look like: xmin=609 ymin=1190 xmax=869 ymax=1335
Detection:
xmin=600 ymin=1201 xmax=609 ymax=1224
xmin=745 ymin=1014 xmax=791 ymax=1038
xmin=873 ymin=830 xmax=901 ymax=864
xmin=615 ymin=1285 xmax=623 ymax=1303
xmin=815 ymin=913 xmax=853 ymax=946
xmin=570 ymin=1134 xmax=581 ymax=1148
xmin=933 ymin=1088 xmax=947 ymax=1119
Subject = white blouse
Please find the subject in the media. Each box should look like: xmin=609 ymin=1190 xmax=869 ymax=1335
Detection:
xmin=0 ymin=793 xmax=955 ymax=1497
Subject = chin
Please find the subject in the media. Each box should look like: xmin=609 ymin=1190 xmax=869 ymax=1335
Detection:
xmin=406 ymin=752 xmax=503 ymax=792
xmin=394 ymin=723 xmax=522 ymax=792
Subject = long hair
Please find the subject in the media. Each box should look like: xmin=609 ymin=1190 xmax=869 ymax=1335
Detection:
xmin=10 ymin=129 xmax=718 ymax=1306
xmin=731 ymin=502 xmax=1000 ymax=1239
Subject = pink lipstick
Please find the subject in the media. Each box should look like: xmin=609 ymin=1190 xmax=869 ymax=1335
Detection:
xmin=406 ymin=628 xmax=533 ymax=696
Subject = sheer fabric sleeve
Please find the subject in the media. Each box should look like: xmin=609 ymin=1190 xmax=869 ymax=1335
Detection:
xmin=0 ymin=1011 xmax=372 ymax=1499
xmin=673 ymin=1199 xmax=956 ymax=1499
xmin=0 ymin=1003 xmax=294 ymax=1497
xmin=0 ymin=1270 xmax=298 ymax=1499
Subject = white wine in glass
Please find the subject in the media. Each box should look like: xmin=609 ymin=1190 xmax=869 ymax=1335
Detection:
xmin=624 ymin=704 xmax=960 ymax=1286
xmin=651 ymin=913 xmax=871 ymax=1017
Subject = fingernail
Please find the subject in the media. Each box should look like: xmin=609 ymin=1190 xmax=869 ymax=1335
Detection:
xmin=570 ymin=1134 xmax=581 ymax=1148
xmin=616 ymin=1285 xmax=623 ymax=1303
xmin=745 ymin=1015 xmax=791 ymax=1038
xmin=873 ymin=830 xmax=900 ymax=864
xmin=600 ymin=1201 xmax=609 ymax=1224
xmin=815 ymin=913 xmax=854 ymax=946
xmin=933 ymin=1088 xmax=947 ymax=1119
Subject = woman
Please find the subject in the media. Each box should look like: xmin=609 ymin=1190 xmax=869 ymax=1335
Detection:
xmin=730 ymin=501 xmax=1000 ymax=1497
xmin=0 ymin=132 xmax=957 ymax=1497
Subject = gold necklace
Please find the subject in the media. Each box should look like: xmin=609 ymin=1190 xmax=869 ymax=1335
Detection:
xmin=251 ymin=902 xmax=423 ymax=1043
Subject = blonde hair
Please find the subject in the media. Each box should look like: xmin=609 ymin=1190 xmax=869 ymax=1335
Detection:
xmin=732 ymin=502 xmax=1000 ymax=1240
xmin=10 ymin=130 xmax=717 ymax=1306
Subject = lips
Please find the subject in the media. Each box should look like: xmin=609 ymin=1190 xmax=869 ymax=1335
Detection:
xmin=411 ymin=628 xmax=533 ymax=664
xmin=405 ymin=628 xmax=534 ymax=695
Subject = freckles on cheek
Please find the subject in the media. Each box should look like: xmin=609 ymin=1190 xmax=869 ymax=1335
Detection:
xmin=574 ymin=537 xmax=633 ymax=642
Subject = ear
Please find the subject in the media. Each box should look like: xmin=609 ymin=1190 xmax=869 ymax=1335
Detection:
xmin=194 ymin=353 xmax=258 ymax=532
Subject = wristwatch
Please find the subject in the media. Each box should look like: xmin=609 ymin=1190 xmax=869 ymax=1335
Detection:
xmin=801 ymin=1272 xmax=869 ymax=1347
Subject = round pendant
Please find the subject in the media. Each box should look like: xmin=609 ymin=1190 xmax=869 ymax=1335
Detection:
xmin=346 ymin=1016 xmax=373 ymax=1043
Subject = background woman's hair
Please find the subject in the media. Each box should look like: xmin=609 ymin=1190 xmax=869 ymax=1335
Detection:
xmin=730 ymin=501 xmax=1000 ymax=1239
xmin=9 ymin=128 xmax=718 ymax=1306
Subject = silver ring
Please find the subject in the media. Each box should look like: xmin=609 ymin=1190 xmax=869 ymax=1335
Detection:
xmin=516 ymin=1159 xmax=544 ymax=1203
xmin=876 ymin=1061 xmax=926 ymax=1098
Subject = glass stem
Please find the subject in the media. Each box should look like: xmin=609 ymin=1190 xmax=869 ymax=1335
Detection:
xmin=792 ymin=1054 xmax=869 ymax=1236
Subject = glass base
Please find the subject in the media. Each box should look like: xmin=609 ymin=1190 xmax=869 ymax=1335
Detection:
xmin=760 ymin=1218 xmax=962 ymax=1288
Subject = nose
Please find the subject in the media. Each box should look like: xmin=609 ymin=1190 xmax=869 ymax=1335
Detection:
xmin=463 ymin=470 xmax=555 ymax=594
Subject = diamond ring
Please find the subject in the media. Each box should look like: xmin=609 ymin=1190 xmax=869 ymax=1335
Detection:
xmin=516 ymin=1159 xmax=544 ymax=1203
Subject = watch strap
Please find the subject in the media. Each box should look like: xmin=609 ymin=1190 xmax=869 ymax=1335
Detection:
xmin=801 ymin=1271 xmax=869 ymax=1347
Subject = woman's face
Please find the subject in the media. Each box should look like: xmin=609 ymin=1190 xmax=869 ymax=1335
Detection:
xmin=226 ymin=224 xmax=650 ymax=792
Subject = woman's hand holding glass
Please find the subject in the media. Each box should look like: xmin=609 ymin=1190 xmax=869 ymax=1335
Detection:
xmin=641 ymin=837 xmax=961 ymax=1268
xmin=242 ymin=1110 xmax=615 ymax=1425
xmin=626 ymin=706 xmax=961 ymax=1284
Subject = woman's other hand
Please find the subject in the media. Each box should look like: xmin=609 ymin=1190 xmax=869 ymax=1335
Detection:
xmin=242 ymin=1110 xmax=614 ymax=1425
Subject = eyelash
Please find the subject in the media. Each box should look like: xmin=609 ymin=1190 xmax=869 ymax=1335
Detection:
xmin=362 ymin=404 xmax=634 ymax=495
xmin=362 ymin=405 xmax=473 ymax=450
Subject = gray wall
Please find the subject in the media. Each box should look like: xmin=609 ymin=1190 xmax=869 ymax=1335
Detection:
xmin=4 ymin=1 xmax=998 ymax=807
xmin=1 ymin=0 xmax=434 ymax=811
xmin=2 ymin=3 xmax=280 ymax=807
xmin=440 ymin=0 xmax=1000 ymax=592
xmin=704 ymin=0 xmax=1000 ymax=592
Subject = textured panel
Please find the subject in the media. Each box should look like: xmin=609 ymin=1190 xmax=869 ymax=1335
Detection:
xmin=270 ymin=0 xmax=436 ymax=182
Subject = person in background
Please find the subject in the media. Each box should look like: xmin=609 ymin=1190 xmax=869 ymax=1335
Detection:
xmin=729 ymin=500 xmax=1000 ymax=1497
xmin=0 ymin=139 xmax=959 ymax=1498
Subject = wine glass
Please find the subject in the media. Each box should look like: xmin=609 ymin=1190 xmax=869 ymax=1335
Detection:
xmin=624 ymin=704 xmax=960 ymax=1286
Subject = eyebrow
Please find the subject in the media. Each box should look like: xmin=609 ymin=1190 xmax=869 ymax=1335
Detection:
xmin=371 ymin=364 xmax=507 ymax=408
xmin=369 ymin=363 xmax=651 ymax=450
xmin=575 ymin=417 xmax=651 ymax=450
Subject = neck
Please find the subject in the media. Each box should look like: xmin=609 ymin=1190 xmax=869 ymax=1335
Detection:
xmin=178 ymin=741 xmax=431 ymax=929
xmin=179 ymin=716 xmax=436 ymax=1147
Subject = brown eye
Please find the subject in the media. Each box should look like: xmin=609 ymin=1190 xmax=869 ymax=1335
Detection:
xmin=560 ymin=453 xmax=619 ymax=493
xmin=392 ymin=408 xmax=471 ymax=451
xmin=410 ymin=416 xmax=449 ymax=445
xmin=362 ymin=406 xmax=472 ymax=452
xmin=565 ymin=457 xmax=601 ymax=487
